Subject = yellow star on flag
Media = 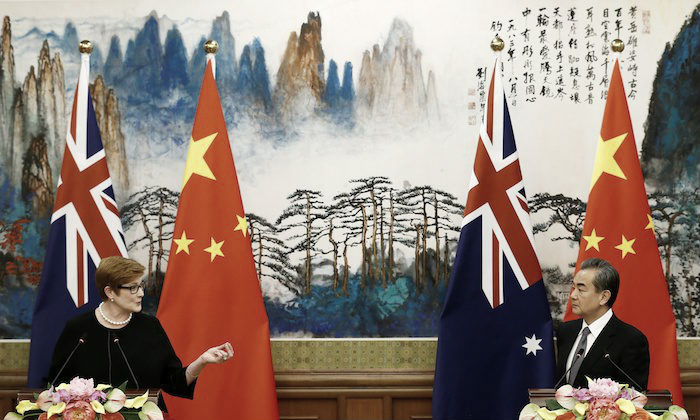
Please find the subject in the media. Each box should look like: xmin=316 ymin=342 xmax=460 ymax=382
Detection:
xmin=614 ymin=234 xmax=636 ymax=259
xmin=203 ymin=237 xmax=225 ymax=262
xmin=233 ymin=214 xmax=248 ymax=237
xmin=582 ymin=228 xmax=605 ymax=251
xmin=645 ymin=214 xmax=656 ymax=235
xmin=183 ymin=132 xmax=218 ymax=187
xmin=174 ymin=231 xmax=194 ymax=255
xmin=590 ymin=133 xmax=628 ymax=191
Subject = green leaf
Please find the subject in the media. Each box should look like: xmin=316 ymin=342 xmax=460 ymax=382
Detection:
xmin=545 ymin=399 xmax=564 ymax=411
xmin=117 ymin=380 xmax=128 ymax=392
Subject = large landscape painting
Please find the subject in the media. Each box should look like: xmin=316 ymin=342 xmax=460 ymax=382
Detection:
xmin=0 ymin=0 xmax=698 ymax=338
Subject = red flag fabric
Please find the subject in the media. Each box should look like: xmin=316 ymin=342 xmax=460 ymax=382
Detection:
xmin=565 ymin=59 xmax=683 ymax=404
xmin=157 ymin=59 xmax=279 ymax=419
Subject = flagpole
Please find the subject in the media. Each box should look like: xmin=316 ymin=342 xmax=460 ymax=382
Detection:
xmin=204 ymin=39 xmax=218 ymax=80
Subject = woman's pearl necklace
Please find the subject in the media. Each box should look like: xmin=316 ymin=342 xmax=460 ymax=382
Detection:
xmin=98 ymin=302 xmax=132 ymax=325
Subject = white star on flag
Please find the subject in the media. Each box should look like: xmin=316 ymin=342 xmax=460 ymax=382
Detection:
xmin=522 ymin=334 xmax=543 ymax=356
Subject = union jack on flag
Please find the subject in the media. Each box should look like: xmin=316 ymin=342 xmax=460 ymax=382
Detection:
xmin=28 ymin=52 xmax=127 ymax=387
xmin=462 ymin=60 xmax=542 ymax=308
xmin=433 ymin=59 xmax=555 ymax=419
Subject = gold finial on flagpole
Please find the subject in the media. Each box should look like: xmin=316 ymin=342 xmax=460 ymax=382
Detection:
xmin=204 ymin=40 xmax=219 ymax=54
xmin=611 ymin=39 xmax=625 ymax=53
xmin=490 ymin=35 xmax=504 ymax=52
xmin=79 ymin=40 xmax=93 ymax=54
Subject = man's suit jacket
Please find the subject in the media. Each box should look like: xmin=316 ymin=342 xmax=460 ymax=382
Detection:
xmin=556 ymin=314 xmax=650 ymax=389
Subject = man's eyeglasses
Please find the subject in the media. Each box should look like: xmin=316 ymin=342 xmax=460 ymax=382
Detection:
xmin=117 ymin=282 xmax=146 ymax=294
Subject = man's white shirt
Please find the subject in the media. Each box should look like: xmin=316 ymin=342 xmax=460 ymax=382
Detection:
xmin=565 ymin=308 xmax=614 ymax=380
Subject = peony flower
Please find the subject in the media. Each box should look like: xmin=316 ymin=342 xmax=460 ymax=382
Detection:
xmin=68 ymin=377 xmax=96 ymax=401
xmin=37 ymin=414 xmax=59 ymax=420
xmin=104 ymin=388 xmax=126 ymax=413
xmin=555 ymin=385 xmax=577 ymax=409
xmin=629 ymin=407 xmax=652 ymax=420
xmin=138 ymin=401 xmax=164 ymax=420
xmin=63 ymin=401 xmax=96 ymax=420
xmin=587 ymin=399 xmax=621 ymax=420
xmin=588 ymin=378 xmax=621 ymax=400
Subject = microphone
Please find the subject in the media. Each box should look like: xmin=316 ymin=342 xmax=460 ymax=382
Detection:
xmin=113 ymin=334 xmax=139 ymax=389
xmin=554 ymin=347 xmax=585 ymax=388
xmin=51 ymin=333 xmax=87 ymax=387
xmin=604 ymin=353 xmax=644 ymax=391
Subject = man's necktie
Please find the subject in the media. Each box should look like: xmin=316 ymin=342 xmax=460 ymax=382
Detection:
xmin=568 ymin=326 xmax=591 ymax=384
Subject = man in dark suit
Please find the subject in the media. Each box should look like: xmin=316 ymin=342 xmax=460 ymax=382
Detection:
xmin=556 ymin=258 xmax=649 ymax=389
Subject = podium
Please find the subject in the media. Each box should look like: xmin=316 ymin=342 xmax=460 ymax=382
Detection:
xmin=529 ymin=389 xmax=673 ymax=408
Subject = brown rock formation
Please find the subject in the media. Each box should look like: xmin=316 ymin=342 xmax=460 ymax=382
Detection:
xmin=90 ymin=75 xmax=129 ymax=203
xmin=357 ymin=18 xmax=437 ymax=122
xmin=10 ymin=90 xmax=23 ymax=186
xmin=275 ymin=12 xmax=325 ymax=119
xmin=21 ymin=134 xmax=54 ymax=217
xmin=1 ymin=16 xmax=16 ymax=173
xmin=21 ymin=67 xmax=39 ymax=156
xmin=37 ymin=41 xmax=65 ymax=176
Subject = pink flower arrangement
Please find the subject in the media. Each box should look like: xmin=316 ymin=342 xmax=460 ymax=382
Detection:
xmin=519 ymin=377 xmax=689 ymax=420
xmin=4 ymin=376 xmax=163 ymax=420
xmin=587 ymin=378 xmax=621 ymax=400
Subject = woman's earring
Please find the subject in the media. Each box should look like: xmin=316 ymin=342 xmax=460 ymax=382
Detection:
xmin=110 ymin=298 xmax=114 ymax=302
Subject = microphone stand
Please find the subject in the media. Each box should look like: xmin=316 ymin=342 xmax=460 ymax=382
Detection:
xmin=554 ymin=348 xmax=585 ymax=389
xmin=51 ymin=334 xmax=87 ymax=387
xmin=604 ymin=353 xmax=645 ymax=392
xmin=113 ymin=336 xmax=139 ymax=389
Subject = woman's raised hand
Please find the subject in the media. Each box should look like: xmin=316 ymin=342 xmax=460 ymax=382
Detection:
xmin=200 ymin=342 xmax=234 ymax=364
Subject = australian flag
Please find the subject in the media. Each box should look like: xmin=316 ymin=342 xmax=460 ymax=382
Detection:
xmin=28 ymin=52 xmax=127 ymax=387
xmin=432 ymin=60 xmax=555 ymax=420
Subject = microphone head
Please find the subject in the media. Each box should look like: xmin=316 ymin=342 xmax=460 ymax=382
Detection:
xmin=604 ymin=353 xmax=610 ymax=359
xmin=113 ymin=337 xmax=120 ymax=343
xmin=78 ymin=333 xmax=88 ymax=344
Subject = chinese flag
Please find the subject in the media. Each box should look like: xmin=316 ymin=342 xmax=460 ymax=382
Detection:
xmin=157 ymin=59 xmax=279 ymax=419
xmin=565 ymin=59 xmax=683 ymax=404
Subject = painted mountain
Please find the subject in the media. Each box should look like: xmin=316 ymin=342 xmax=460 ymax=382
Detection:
xmin=642 ymin=6 xmax=700 ymax=190
xmin=0 ymin=10 xmax=449 ymax=338
xmin=640 ymin=5 xmax=700 ymax=335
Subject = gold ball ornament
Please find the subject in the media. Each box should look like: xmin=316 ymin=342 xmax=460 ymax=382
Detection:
xmin=611 ymin=39 xmax=625 ymax=53
xmin=204 ymin=40 xmax=219 ymax=54
xmin=79 ymin=40 xmax=93 ymax=54
xmin=490 ymin=36 xmax=505 ymax=52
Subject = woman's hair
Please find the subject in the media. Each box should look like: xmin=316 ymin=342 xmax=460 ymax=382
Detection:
xmin=95 ymin=256 xmax=145 ymax=300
